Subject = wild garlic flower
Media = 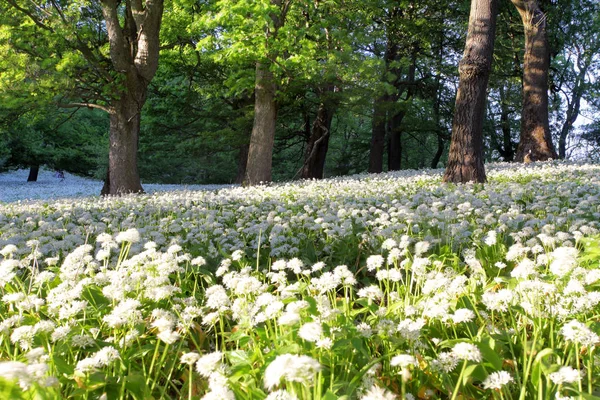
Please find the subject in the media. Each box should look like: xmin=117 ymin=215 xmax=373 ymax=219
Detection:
xmin=195 ymin=352 xmax=223 ymax=378
xmin=359 ymin=385 xmax=397 ymax=400
xmin=560 ymin=320 xmax=599 ymax=348
xmin=482 ymin=371 xmax=513 ymax=390
xmin=263 ymin=354 xmax=321 ymax=391
xmin=181 ymin=352 xmax=201 ymax=365
xmin=548 ymin=366 xmax=581 ymax=385
xmin=115 ymin=228 xmax=141 ymax=244
xmin=265 ymin=390 xmax=298 ymax=400
xmin=298 ymin=321 xmax=323 ymax=343
xmin=451 ymin=342 xmax=482 ymax=362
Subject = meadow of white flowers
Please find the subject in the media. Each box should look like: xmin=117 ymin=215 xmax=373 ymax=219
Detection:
xmin=0 ymin=161 xmax=599 ymax=399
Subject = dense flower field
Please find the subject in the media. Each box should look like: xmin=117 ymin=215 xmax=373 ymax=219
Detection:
xmin=1 ymin=161 xmax=599 ymax=399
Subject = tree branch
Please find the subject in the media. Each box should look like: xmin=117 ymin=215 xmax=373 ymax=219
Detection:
xmin=5 ymin=0 xmax=54 ymax=32
xmin=58 ymin=102 xmax=112 ymax=113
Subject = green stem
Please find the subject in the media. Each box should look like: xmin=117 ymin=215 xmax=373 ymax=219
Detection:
xmin=188 ymin=365 xmax=193 ymax=400
xmin=146 ymin=339 xmax=161 ymax=386
xmin=451 ymin=360 xmax=467 ymax=400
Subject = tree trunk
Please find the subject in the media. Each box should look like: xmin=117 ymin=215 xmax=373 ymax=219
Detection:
xmin=498 ymin=85 xmax=515 ymax=161
xmin=244 ymin=62 xmax=278 ymax=185
xmin=301 ymin=99 xmax=336 ymax=179
xmin=387 ymin=50 xmax=417 ymax=171
xmin=431 ymin=31 xmax=446 ymax=170
xmin=443 ymin=0 xmax=499 ymax=183
xmin=558 ymin=66 xmax=587 ymax=159
xmin=27 ymin=165 xmax=39 ymax=182
xmin=387 ymin=113 xmax=403 ymax=171
xmin=102 ymin=94 xmax=144 ymax=195
xmin=368 ymin=94 xmax=387 ymax=173
xmin=431 ymin=134 xmax=445 ymax=169
xmin=511 ymin=0 xmax=558 ymax=162
xmin=99 ymin=0 xmax=163 ymax=195
xmin=235 ymin=142 xmax=250 ymax=184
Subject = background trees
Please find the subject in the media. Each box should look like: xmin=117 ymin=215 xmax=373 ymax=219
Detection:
xmin=1 ymin=0 xmax=599 ymax=187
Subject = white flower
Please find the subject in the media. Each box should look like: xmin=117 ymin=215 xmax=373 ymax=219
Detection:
xmin=0 ymin=361 xmax=32 ymax=390
xmin=451 ymin=308 xmax=476 ymax=324
xmin=115 ymin=228 xmax=141 ymax=243
xmin=0 ymin=244 xmax=18 ymax=257
xmin=157 ymin=329 xmax=180 ymax=344
xmin=483 ymin=371 xmax=513 ymax=390
xmin=366 ymin=255 xmax=384 ymax=271
xmin=381 ymin=239 xmax=397 ymax=250
xmin=316 ymin=338 xmax=333 ymax=350
xmin=358 ymin=285 xmax=384 ymax=301
xmin=550 ymin=247 xmax=579 ymax=277
xmin=196 ymin=352 xmax=223 ymax=378
xmin=560 ymin=320 xmax=599 ymax=348
xmin=359 ymin=385 xmax=397 ymax=400
xmin=231 ymin=250 xmax=244 ymax=261
xmin=414 ymin=241 xmax=430 ymax=256
xmin=390 ymin=354 xmax=416 ymax=368
xmin=265 ymin=389 xmax=298 ymax=400
xmin=549 ymin=366 xmax=581 ymax=385
xmin=451 ymin=342 xmax=482 ymax=362
xmin=298 ymin=322 xmax=323 ymax=343
xmin=432 ymin=352 xmax=459 ymax=373
xmin=181 ymin=352 xmax=201 ymax=365
xmin=192 ymin=256 xmax=207 ymax=267
xmin=263 ymin=354 xmax=321 ymax=390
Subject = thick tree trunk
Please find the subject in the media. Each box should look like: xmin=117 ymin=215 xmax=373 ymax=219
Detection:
xmin=102 ymin=95 xmax=144 ymax=195
xmin=99 ymin=0 xmax=163 ymax=195
xmin=511 ymin=0 xmax=558 ymax=162
xmin=244 ymin=62 xmax=278 ymax=185
xmin=443 ymin=0 xmax=499 ymax=183
xmin=368 ymin=94 xmax=387 ymax=173
xmin=387 ymin=113 xmax=403 ymax=171
xmin=301 ymin=100 xmax=336 ymax=179
xmin=27 ymin=165 xmax=39 ymax=182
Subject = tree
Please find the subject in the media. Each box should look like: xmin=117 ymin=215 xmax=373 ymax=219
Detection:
xmin=4 ymin=0 xmax=165 ymax=195
xmin=443 ymin=0 xmax=499 ymax=183
xmin=509 ymin=0 xmax=558 ymax=161
xmin=549 ymin=0 xmax=600 ymax=158
xmin=243 ymin=1 xmax=292 ymax=185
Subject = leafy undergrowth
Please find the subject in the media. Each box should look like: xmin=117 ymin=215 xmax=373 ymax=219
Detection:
xmin=0 ymin=161 xmax=599 ymax=399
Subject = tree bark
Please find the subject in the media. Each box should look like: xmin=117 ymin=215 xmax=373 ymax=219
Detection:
xmin=244 ymin=62 xmax=278 ymax=185
xmin=511 ymin=0 xmax=558 ymax=162
xmin=101 ymin=94 xmax=145 ymax=195
xmin=558 ymin=65 xmax=588 ymax=158
xmin=235 ymin=142 xmax=250 ymax=184
xmin=443 ymin=0 xmax=499 ymax=183
xmin=301 ymin=96 xmax=337 ymax=179
xmin=27 ymin=165 xmax=39 ymax=182
xmin=498 ymin=85 xmax=515 ymax=161
xmin=368 ymin=94 xmax=387 ymax=173
xmin=387 ymin=51 xmax=417 ymax=171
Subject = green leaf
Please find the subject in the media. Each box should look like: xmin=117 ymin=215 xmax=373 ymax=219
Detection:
xmin=125 ymin=372 xmax=147 ymax=400
xmin=478 ymin=336 xmax=503 ymax=370
xmin=323 ymin=389 xmax=339 ymax=400
xmin=531 ymin=348 xmax=556 ymax=387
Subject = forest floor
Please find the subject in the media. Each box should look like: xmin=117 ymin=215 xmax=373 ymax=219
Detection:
xmin=1 ymin=160 xmax=599 ymax=399
xmin=0 ymin=168 xmax=233 ymax=203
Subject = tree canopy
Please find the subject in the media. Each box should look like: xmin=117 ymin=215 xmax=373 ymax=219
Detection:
xmin=1 ymin=0 xmax=599 ymax=188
